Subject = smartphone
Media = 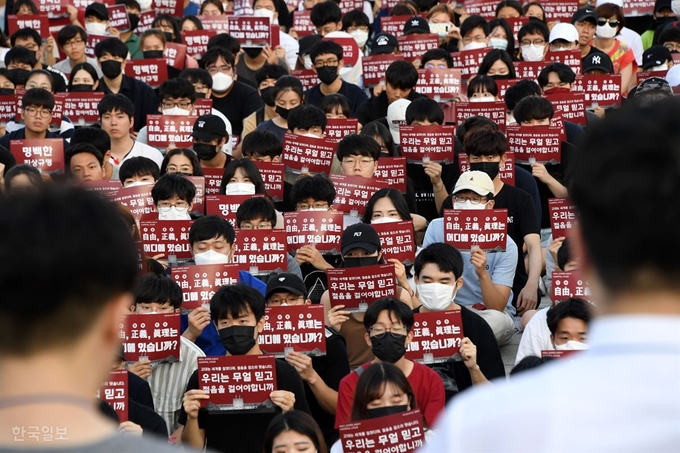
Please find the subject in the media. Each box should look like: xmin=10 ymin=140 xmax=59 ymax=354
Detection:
xmin=429 ymin=22 xmax=450 ymax=36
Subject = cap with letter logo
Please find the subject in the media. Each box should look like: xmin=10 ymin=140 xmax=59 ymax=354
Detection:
xmin=191 ymin=114 xmax=227 ymax=141
xmin=403 ymin=16 xmax=429 ymax=35
xmin=371 ymin=33 xmax=398 ymax=55
xmin=340 ymin=223 xmax=381 ymax=256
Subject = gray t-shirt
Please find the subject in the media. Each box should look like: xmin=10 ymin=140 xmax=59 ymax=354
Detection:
xmin=0 ymin=433 xmax=203 ymax=453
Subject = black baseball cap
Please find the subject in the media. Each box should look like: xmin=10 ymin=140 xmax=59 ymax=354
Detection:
xmin=571 ymin=7 xmax=597 ymax=25
xmin=655 ymin=0 xmax=672 ymax=13
xmin=298 ymin=34 xmax=323 ymax=56
xmin=85 ymin=3 xmax=108 ymax=20
xmin=265 ymin=273 xmax=307 ymax=301
xmin=191 ymin=115 xmax=227 ymax=141
xmin=403 ymin=16 xmax=429 ymax=35
xmin=642 ymin=45 xmax=672 ymax=70
xmin=635 ymin=76 xmax=672 ymax=97
xmin=341 ymin=223 xmax=381 ymax=256
xmin=582 ymin=51 xmax=614 ymax=73
xmin=372 ymin=33 xmax=398 ymax=55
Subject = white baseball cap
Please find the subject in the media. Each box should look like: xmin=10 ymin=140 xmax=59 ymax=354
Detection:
xmin=549 ymin=23 xmax=580 ymax=43
xmin=453 ymin=171 xmax=495 ymax=197
xmin=386 ymin=99 xmax=411 ymax=144
xmin=666 ymin=65 xmax=680 ymax=87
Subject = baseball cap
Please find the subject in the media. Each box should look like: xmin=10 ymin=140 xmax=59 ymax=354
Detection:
xmin=453 ymin=171 xmax=495 ymax=197
xmin=85 ymin=2 xmax=108 ymax=20
xmin=372 ymin=33 xmax=398 ymax=55
xmin=341 ymin=223 xmax=381 ymax=256
xmin=265 ymin=273 xmax=307 ymax=301
xmin=571 ymin=7 xmax=597 ymax=24
xmin=298 ymin=34 xmax=323 ymax=56
xmin=666 ymin=65 xmax=680 ymax=86
xmin=582 ymin=51 xmax=614 ymax=73
xmin=549 ymin=23 xmax=579 ymax=43
xmin=403 ymin=16 xmax=429 ymax=35
xmin=655 ymin=0 xmax=672 ymax=13
xmin=191 ymin=114 xmax=227 ymax=141
xmin=635 ymin=76 xmax=673 ymax=97
xmin=642 ymin=45 xmax=672 ymax=70
xmin=386 ymin=99 xmax=411 ymax=144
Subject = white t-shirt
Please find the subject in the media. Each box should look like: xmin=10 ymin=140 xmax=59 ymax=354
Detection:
xmin=110 ymin=140 xmax=164 ymax=180
xmin=514 ymin=307 xmax=552 ymax=365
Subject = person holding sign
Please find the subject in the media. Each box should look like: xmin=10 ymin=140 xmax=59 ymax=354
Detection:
xmin=264 ymin=411 xmax=328 ymax=453
xmin=337 ymin=134 xmax=379 ymax=179
xmin=179 ymin=284 xmax=311 ymax=449
xmin=0 ymin=88 xmax=66 ymax=150
xmin=257 ymin=75 xmax=305 ymax=141
xmin=119 ymin=156 xmax=159 ymax=187
xmin=242 ymin=64 xmax=288 ymax=139
xmin=191 ymin=114 xmax=232 ymax=169
xmin=151 ymin=173 xmax=196 ymax=220
xmin=335 ymin=298 xmax=445 ymax=430
xmin=65 ymin=143 xmax=111 ymax=183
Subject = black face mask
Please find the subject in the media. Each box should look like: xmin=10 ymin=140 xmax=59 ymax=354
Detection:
xmin=244 ymin=47 xmax=263 ymax=58
xmin=470 ymin=161 xmax=500 ymax=180
xmin=343 ymin=256 xmax=379 ymax=268
xmin=367 ymin=405 xmax=408 ymax=419
xmin=193 ymin=142 xmax=219 ymax=161
xmin=260 ymin=86 xmax=275 ymax=106
xmin=317 ymin=65 xmax=338 ymax=85
xmin=489 ymin=74 xmax=512 ymax=80
xmin=128 ymin=13 xmax=140 ymax=31
xmin=0 ymin=88 xmax=14 ymax=95
xmin=275 ymin=105 xmax=291 ymax=119
xmin=195 ymin=91 xmax=207 ymax=99
xmin=655 ymin=16 xmax=675 ymax=27
xmin=7 ymin=68 xmax=30 ymax=86
xmin=370 ymin=333 xmax=407 ymax=363
xmin=101 ymin=60 xmax=122 ymax=79
xmin=70 ymin=84 xmax=93 ymax=92
xmin=163 ymin=32 xmax=174 ymax=42
xmin=143 ymin=50 xmax=164 ymax=59
xmin=218 ymin=325 xmax=256 ymax=355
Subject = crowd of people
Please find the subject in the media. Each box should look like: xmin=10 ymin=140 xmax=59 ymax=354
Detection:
xmin=0 ymin=0 xmax=679 ymax=451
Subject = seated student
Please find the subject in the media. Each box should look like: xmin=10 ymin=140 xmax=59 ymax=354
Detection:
xmin=242 ymin=64 xmax=289 ymax=139
xmin=3 ymin=164 xmax=42 ymax=195
xmin=264 ymin=274 xmax=350 ymax=446
xmin=412 ymin=243 xmax=506 ymax=400
xmin=0 ymin=88 xmax=66 ymax=150
xmin=337 ymin=134 xmax=380 ymax=179
xmin=179 ymin=284 xmax=311 ymax=452
xmin=94 ymin=38 xmax=159 ymax=132
xmin=477 ymin=49 xmax=517 ymax=80
xmin=65 ymin=143 xmax=110 ymax=183
xmin=257 ymin=76 xmax=304 ymax=141
xmin=126 ymin=273 xmax=206 ymax=437
xmin=659 ymin=25 xmax=680 ymax=53
xmin=9 ymin=28 xmax=68 ymax=91
xmin=355 ymin=60 xmax=425 ymax=126
xmin=321 ymin=223 xmax=414 ymax=369
xmin=251 ymin=0 xmax=299 ymax=70
xmin=136 ymin=79 xmax=198 ymax=147
xmin=53 ymin=25 xmax=103 ymax=77
xmin=151 ymin=173 xmax=197 ymax=221
xmin=457 ymin=15 xmax=490 ymax=51
xmin=320 ymin=93 xmax=353 ymax=121
xmin=98 ymin=94 xmax=163 ymax=180
xmin=234 ymin=28 xmax=289 ymax=90
xmin=342 ymin=10 xmax=370 ymax=56
xmin=287 ymin=104 xmax=327 ymax=137
xmin=191 ymin=114 xmax=231 ymax=169
xmin=236 ymin=197 xmax=303 ymax=279
xmin=264 ymin=411 xmax=328 ymax=453
xmin=423 ymin=171 xmax=518 ymax=346
xmin=139 ymin=29 xmax=186 ymax=81
xmin=537 ymin=62 xmax=603 ymax=122
xmin=69 ymin=126 xmax=114 ymax=180
xmin=68 ymin=62 xmax=101 ymax=93
xmin=517 ymin=20 xmax=550 ymax=61
xmin=549 ymin=23 xmax=580 ymax=52
xmin=334 ymin=297 xmax=445 ymax=429
xmin=641 ymin=0 xmax=676 ymax=50
xmin=310 ymin=1 xmax=342 ymax=36
xmin=160 ymin=148 xmax=204 ymax=177
xmin=467 ymin=75 xmax=499 ymax=102
xmin=642 ymin=45 xmax=674 ymax=71
xmin=119 ymin=156 xmax=160 ymax=188
xmin=571 ymin=7 xmax=599 ymax=59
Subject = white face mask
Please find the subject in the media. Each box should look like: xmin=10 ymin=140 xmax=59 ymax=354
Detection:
xmin=225 ymin=182 xmax=256 ymax=195
xmin=158 ymin=206 xmax=190 ymax=220
xmin=489 ymin=38 xmax=508 ymax=50
xmin=212 ymin=72 xmax=233 ymax=93
xmin=521 ymin=44 xmax=546 ymax=62
xmin=417 ymin=282 xmax=458 ymax=311
xmin=194 ymin=249 xmax=230 ymax=265
xmin=463 ymin=41 xmax=487 ymax=51
xmin=162 ymin=107 xmax=192 ymax=116
xmin=350 ymin=29 xmax=369 ymax=48
xmin=303 ymin=55 xmax=313 ymax=70
xmin=371 ymin=216 xmax=401 ymax=224
xmin=137 ymin=0 xmax=152 ymax=10
xmin=554 ymin=340 xmax=589 ymax=351
xmin=86 ymin=22 xmax=108 ymax=36
xmin=125 ymin=181 xmax=154 ymax=188
xmin=469 ymin=96 xmax=493 ymax=103
xmin=253 ymin=8 xmax=277 ymax=24
xmin=453 ymin=200 xmax=487 ymax=210
xmin=673 ymin=0 xmax=680 ymax=16
xmin=596 ymin=23 xmax=618 ymax=39
xmin=650 ymin=63 xmax=669 ymax=71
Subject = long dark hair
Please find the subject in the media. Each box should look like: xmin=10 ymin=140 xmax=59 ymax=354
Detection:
xmin=360 ymin=121 xmax=397 ymax=157
xmin=478 ymin=49 xmax=517 ymax=79
xmin=362 ymin=188 xmax=411 ymax=224
xmin=488 ymin=18 xmax=517 ymax=59
xmin=263 ymin=411 xmax=328 ymax=453
xmin=161 ymin=148 xmax=204 ymax=176
xmin=350 ymin=363 xmax=417 ymax=422
xmin=219 ymin=158 xmax=270 ymax=199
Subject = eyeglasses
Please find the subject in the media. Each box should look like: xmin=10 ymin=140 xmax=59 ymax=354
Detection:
xmin=425 ymin=63 xmax=448 ymax=70
xmin=369 ymin=324 xmax=408 ymax=338
xmin=158 ymin=200 xmax=190 ymax=209
xmin=520 ymin=39 xmax=546 ymax=46
xmin=23 ymin=106 xmax=52 ymax=118
xmin=206 ymin=65 xmax=233 ymax=75
xmin=161 ymin=100 xmax=193 ymax=109
xmin=597 ymin=18 xmax=619 ymax=27
xmin=341 ymin=157 xmax=375 ymax=167
xmin=296 ymin=202 xmax=329 ymax=210
xmin=453 ymin=195 xmax=487 ymax=204
xmin=63 ymin=38 xmax=85 ymax=49
xmin=268 ymin=295 xmax=305 ymax=306
xmin=240 ymin=221 xmax=273 ymax=230
xmin=314 ymin=59 xmax=339 ymax=68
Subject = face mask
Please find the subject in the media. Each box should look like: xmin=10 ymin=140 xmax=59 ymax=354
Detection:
xmin=260 ymin=86 xmax=275 ymax=106
xmin=463 ymin=41 xmax=487 ymax=51
xmin=86 ymin=22 xmax=108 ymax=36
xmin=554 ymin=340 xmax=589 ymax=351
xmin=253 ymin=8 xmax=276 ymax=21
xmin=521 ymin=44 xmax=545 ymax=62
xmin=469 ymin=96 xmax=493 ymax=103
xmin=596 ymin=23 xmax=617 ymax=39
xmin=225 ymin=182 xmax=256 ymax=195
xmin=244 ymin=47 xmax=263 ymax=58
xmin=0 ymin=88 xmax=14 ymax=95
xmin=219 ymin=326 xmax=256 ymax=355
xmin=307 ymin=207 xmax=328 ymax=211
xmin=7 ymin=68 xmax=30 ymax=86
xmin=470 ymin=161 xmax=500 ymax=180
xmin=371 ymin=216 xmax=401 ymax=224
xmin=317 ymin=65 xmax=338 ymax=85
xmin=350 ymin=29 xmax=369 ymax=48
xmin=143 ymin=50 xmax=164 ymax=59
xmin=302 ymin=133 xmax=320 ymax=138
xmin=343 ymin=256 xmax=379 ymax=268
xmin=673 ymin=0 xmax=680 ymax=16
xmin=303 ymin=55 xmax=313 ymax=70
xmin=101 ymin=60 xmax=122 ymax=79
xmin=128 ymin=13 xmax=140 ymax=31
xmin=162 ymin=106 xmax=191 ymax=116
xmin=194 ymin=249 xmax=230 ymax=265
xmin=655 ymin=16 xmax=674 ymax=26
xmin=275 ymin=105 xmax=291 ymax=119
xmin=138 ymin=0 xmax=152 ymax=10
xmin=417 ymin=282 xmax=457 ymax=311
xmin=125 ymin=181 xmax=154 ymax=188
xmin=193 ymin=143 xmax=219 ymax=161
xmin=371 ymin=333 xmax=407 ymax=363
xmin=158 ymin=206 xmax=190 ymax=220
xmin=453 ymin=200 xmax=487 ymax=210
xmin=212 ymin=72 xmax=233 ymax=93
xmin=489 ymin=73 xmax=512 ymax=80
xmin=367 ymin=405 xmax=408 ymax=419
xmin=195 ymin=91 xmax=207 ymax=99
xmin=544 ymin=86 xmax=572 ymax=95
xmin=70 ymin=84 xmax=93 ymax=92
xmin=163 ymin=32 xmax=174 ymax=42
xmin=650 ymin=63 xmax=669 ymax=71
xmin=489 ymin=38 xmax=508 ymax=50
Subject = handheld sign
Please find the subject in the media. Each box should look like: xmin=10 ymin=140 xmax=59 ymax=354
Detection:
xmin=495 ymin=78 xmax=521 ymax=101
xmin=372 ymin=220 xmax=416 ymax=265
xmin=443 ymin=209 xmax=509 ymax=252
xmin=330 ymin=174 xmax=391 ymax=217
xmin=139 ymin=219 xmax=194 ymax=260
xmin=325 ymin=118 xmax=358 ymax=142
xmin=197 ymin=14 xmax=230 ymax=33
xmin=99 ymin=370 xmax=128 ymax=422
xmin=624 ymin=0 xmax=655 ymax=15
xmin=284 ymin=210 xmax=343 ymax=255
xmin=406 ymin=310 xmax=464 ymax=363
xmin=545 ymin=92 xmax=587 ymax=126
xmin=459 ymin=152 xmax=515 ymax=186
xmin=281 ymin=132 xmax=336 ymax=175
xmin=186 ymin=176 xmax=205 ymax=215
xmin=339 ymin=410 xmax=426 ymax=453
xmin=86 ymin=34 xmax=111 ymax=58
xmin=253 ymin=161 xmax=284 ymax=202
xmin=165 ymin=42 xmax=187 ymax=70
xmin=363 ymin=55 xmax=404 ymax=87
xmin=136 ymin=10 xmax=157 ymax=35
xmin=228 ymin=16 xmax=270 ymax=47
xmin=415 ymin=68 xmax=462 ymax=101
xmin=260 ymin=305 xmax=327 ymax=357
xmin=545 ymin=50 xmax=582 ymax=74
xmin=112 ymin=185 xmax=155 ymax=221
xmin=289 ymin=69 xmax=318 ymax=92
xmin=36 ymin=0 xmax=65 ymax=16
xmin=107 ymin=4 xmax=131 ymax=31
xmin=506 ymin=125 xmax=563 ymax=164
xmin=573 ymin=74 xmax=622 ymax=109
xmin=10 ymin=139 xmax=64 ymax=173
xmin=374 ymin=157 xmax=407 ymax=193
xmin=80 ymin=179 xmax=122 ymax=196
xmin=548 ymin=198 xmax=576 ymax=239
xmin=552 ymin=271 xmax=591 ymax=304
xmin=505 ymin=17 xmax=529 ymax=41
xmin=399 ymin=125 xmax=456 ymax=164
xmin=171 ymin=264 xmax=239 ymax=311
xmin=396 ymin=34 xmax=440 ymax=62
xmin=124 ymin=58 xmax=168 ymax=88
xmin=463 ymin=0 xmax=498 ymax=18
xmin=338 ymin=0 xmax=363 ymax=14
xmin=0 ymin=95 xmax=16 ymax=124
xmin=326 ymin=263 xmax=397 ymax=312
xmin=202 ymin=167 xmax=224 ymax=195
xmin=513 ymin=61 xmax=546 ymax=80
xmin=194 ymin=98 xmax=213 ymax=117
xmin=154 ymin=0 xmax=183 ymax=16
xmin=63 ymin=92 xmax=105 ymax=126
xmin=232 ymin=230 xmax=288 ymax=276
xmin=451 ymin=47 xmax=492 ymax=79
xmin=540 ymin=0 xmax=580 ymax=21
xmin=146 ymin=114 xmax=197 ymax=148
xmin=198 ymin=355 xmax=277 ymax=410
xmin=8 ymin=14 xmax=50 ymax=39
xmin=120 ymin=313 xmax=181 ymax=363
xmin=182 ymin=30 xmax=217 ymax=59
xmin=379 ymin=15 xmax=413 ymax=36
xmin=292 ymin=10 xmax=315 ymax=37
xmin=541 ymin=349 xmax=581 ymax=359
xmin=323 ymin=35 xmax=359 ymax=68
xmin=205 ymin=194 xmax=265 ymax=227
xmin=454 ymin=100 xmax=507 ymax=131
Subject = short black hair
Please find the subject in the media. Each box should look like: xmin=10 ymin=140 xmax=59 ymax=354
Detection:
xmin=287 ymin=105 xmax=327 ymax=132
xmin=236 ymin=197 xmax=277 ymax=227
xmin=456 ymin=116 xmax=499 ymax=148
xmin=290 ymin=174 xmax=336 ymax=205
xmin=309 ymin=40 xmax=343 ymax=63
xmin=465 ymin=128 xmax=507 ymax=158
xmin=255 ymin=63 xmax=288 ymax=86
xmin=320 ymin=93 xmax=352 ymax=118
xmin=201 ymin=47 xmax=236 ymax=69
xmin=117 ymin=0 xmax=141 ymax=10
xmin=5 ymin=46 xmax=36 ymax=68
xmin=537 ymin=62 xmax=576 ymax=88
xmin=414 ymin=243 xmax=464 ymax=280
xmin=337 ymin=134 xmax=381 ymax=161
xmin=94 ymin=38 xmax=129 ymax=60
xmin=421 ymin=49 xmax=453 ymax=68
xmin=342 ymin=9 xmax=370 ymax=30
xmin=22 ymin=88 xmax=54 ymax=110
xmin=119 ymin=157 xmax=160 ymax=184
xmin=10 ymin=28 xmax=41 ymax=47
xmin=504 ymin=79 xmax=542 ymax=111
xmin=190 ymin=215 xmax=236 ymax=247
xmin=151 ymin=173 xmax=196 ymax=204
xmin=405 ymin=98 xmax=444 ymax=125
xmin=478 ymin=49 xmax=517 ymax=79
xmin=0 ymin=187 xmax=137 ymax=355
xmin=460 ymin=15 xmax=489 ymax=38
xmin=210 ymin=283 xmax=266 ymax=324
xmin=206 ymin=33 xmax=240 ymax=55
xmin=659 ymin=26 xmax=680 ymax=44
xmin=98 ymin=93 xmax=135 ymax=120
xmin=385 ymin=60 xmax=419 ymax=90
xmin=513 ymin=96 xmax=554 ymax=123
xmin=158 ymin=78 xmax=196 ymax=104
xmin=70 ymin=127 xmax=111 ymax=155
xmin=133 ymin=273 xmax=183 ymax=309
xmin=363 ymin=297 xmax=414 ymax=332
xmin=467 ymin=74 xmax=499 ymax=98
xmin=310 ymin=1 xmax=342 ymax=27
xmin=557 ymin=237 xmax=572 ymax=270
xmin=546 ymin=298 xmax=591 ymax=335
xmin=518 ymin=20 xmax=550 ymax=42
xmin=241 ymin=130 xmax=282 ymax=160
xmin=65 ymin=143 xmax=104 ymax=175
xmin=179 ymin=68 xmax=213 ymax=89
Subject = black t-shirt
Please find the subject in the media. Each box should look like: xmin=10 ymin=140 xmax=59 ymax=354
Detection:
xmin=127 ymin=371 xmax=155 ymax=411
xmin=407 ymin=160 xmax=460 ymax=222
xmin=304 ymin=81 xmax=368 ymax=117
xmin=129 ymin=400 xmax=168 ymax=440
xmin=413 ymin=305 xmax=505 ymax=400
xmin=211 ymin=81 xmax=263 ymax=137
xmin=300 ymin=255 xmax=342 ymax=305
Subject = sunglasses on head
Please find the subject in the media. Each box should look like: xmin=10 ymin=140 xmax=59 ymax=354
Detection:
xmin=597 ymin=18 xmax=619 ymax=27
